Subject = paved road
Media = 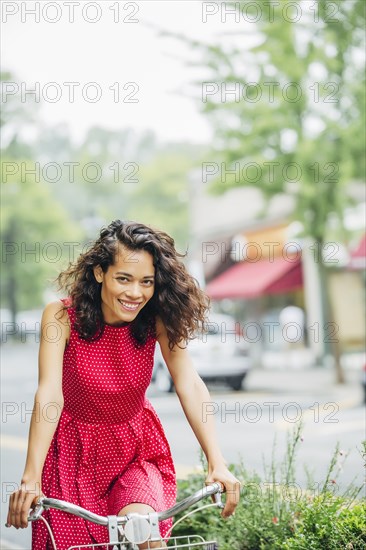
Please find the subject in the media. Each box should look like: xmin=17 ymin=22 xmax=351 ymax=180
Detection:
xmin=1 ymin=341 xmax=365 ymax=549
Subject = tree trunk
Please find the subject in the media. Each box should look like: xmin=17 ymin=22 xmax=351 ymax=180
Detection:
xmin=318 ymin=252 xmax=345 ymax=384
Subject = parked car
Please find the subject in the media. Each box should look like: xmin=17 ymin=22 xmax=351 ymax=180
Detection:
xmin=152 ymin=313 xmax=251 ymax=392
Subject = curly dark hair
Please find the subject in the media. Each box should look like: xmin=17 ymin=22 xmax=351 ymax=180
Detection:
xmin=56 ymin=220 xmax=210 ymax=349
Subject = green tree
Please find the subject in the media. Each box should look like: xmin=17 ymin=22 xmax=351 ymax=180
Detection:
xmin=1 ymin=72 xmax=82 ymax=320
xmin=1 ymin=160 xmax=83 ymax=320
xmin=171 ymin=0 xmax=365 ymax=381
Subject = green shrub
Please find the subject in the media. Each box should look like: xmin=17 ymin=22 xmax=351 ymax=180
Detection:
xmin=281 ymin=498 xmax=366 ymax=549
xmin=173 ymin=427 xmax=365 ymax=549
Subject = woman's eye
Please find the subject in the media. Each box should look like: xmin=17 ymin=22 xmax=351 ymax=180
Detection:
xmin=116 ymin=278 xmax=153 ymax=285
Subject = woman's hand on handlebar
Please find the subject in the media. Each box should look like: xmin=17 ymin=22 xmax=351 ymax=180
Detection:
xmin=7 ymin=480 xmax=43 ymax=529
xmin=205 ymin=464 xmax=241 ymax=518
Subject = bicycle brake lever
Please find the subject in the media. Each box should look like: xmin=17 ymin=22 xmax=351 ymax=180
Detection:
xmin=28 ymin=502 xmax=45 ymax=521
xmin=213 ymin=492 xmax=225 ymax=509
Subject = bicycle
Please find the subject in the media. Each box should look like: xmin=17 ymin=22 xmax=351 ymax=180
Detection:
xmin=23 ymin=482 xmax=224 ymax=549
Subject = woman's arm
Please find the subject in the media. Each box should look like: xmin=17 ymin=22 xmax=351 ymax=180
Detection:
xmin=156 ymin=317 xmax=241 ymax=518
xmin=7 ymin=301 xmax=69 ymax=529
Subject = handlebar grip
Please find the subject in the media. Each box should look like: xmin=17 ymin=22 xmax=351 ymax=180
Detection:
xmin=5 ymin=500 xmax=44 ymax=528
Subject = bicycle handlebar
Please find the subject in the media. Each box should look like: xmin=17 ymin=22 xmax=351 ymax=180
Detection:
xmin=26 ymin=482 xmax=224 ymax=525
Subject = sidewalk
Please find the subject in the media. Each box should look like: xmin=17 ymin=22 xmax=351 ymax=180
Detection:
xmin=245 ymin=361 xmax=364 ymax=409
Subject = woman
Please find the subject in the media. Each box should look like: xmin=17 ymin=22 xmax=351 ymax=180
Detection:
xmin=7 ymin=220 xmax=240 ymax=550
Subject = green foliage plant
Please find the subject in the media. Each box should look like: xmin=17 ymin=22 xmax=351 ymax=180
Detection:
xmin=173 ymin=426 xmax=366 ymax=549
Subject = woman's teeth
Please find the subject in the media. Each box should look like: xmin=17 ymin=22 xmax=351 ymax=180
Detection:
xmin=118 ymin=300 xmax=140 ymax=311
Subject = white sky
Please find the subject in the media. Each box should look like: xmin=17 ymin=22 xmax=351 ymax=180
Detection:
xmin=1 ymin=0 xmax=254 ymax=145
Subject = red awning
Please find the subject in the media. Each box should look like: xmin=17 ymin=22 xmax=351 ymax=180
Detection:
xmin=349 ymin=234 xmax=366 ymax=270
xmin=206 ymin=256 xmax=303 ymax=299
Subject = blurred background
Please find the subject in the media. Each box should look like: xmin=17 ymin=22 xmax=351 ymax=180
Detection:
xmin=1 ymin=1 xmax=365 ymax=548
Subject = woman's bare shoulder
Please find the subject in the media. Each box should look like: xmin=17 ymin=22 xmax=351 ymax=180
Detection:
xmin=41 ymin=300 xmax=71 ymax=336
xmin=42 ymin=300 xmax=68 ymax=317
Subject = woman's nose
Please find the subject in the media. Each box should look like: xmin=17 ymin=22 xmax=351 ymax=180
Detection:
xmin=124 ymin=282 xmax=142 ymax=298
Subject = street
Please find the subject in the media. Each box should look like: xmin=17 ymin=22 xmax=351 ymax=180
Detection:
xmin=1 ymin=341 xmax=365 ymax=550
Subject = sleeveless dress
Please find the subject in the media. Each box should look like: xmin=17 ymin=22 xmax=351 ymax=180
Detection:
xmin=32 ymin=300 xmax=177 ymax=550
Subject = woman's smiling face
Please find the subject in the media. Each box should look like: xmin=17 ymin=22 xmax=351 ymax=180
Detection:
xmin=93 ymin=246 xmax=155 ymax=326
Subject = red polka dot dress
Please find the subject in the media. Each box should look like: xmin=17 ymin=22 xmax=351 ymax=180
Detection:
xmin=32 ymin=300 xmax=176 ymax=550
